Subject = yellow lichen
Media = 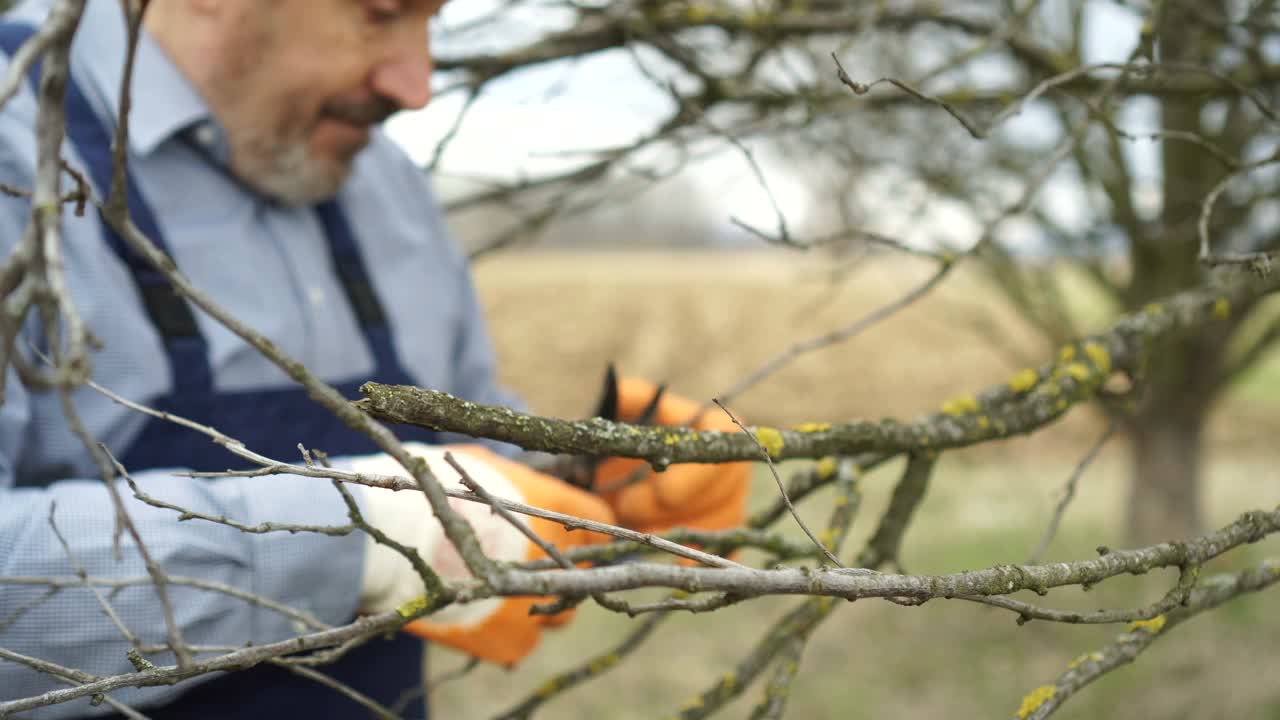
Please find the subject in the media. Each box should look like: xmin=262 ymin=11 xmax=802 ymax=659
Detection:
xmin=976 ymin=415 xmax=990 ymax=430
xmin=792 ymin=422 xmax=832 ymax=433
xmin=1067 ymin=651 xmax=1104 ymax=670
xmin=1082 ymin=341 xmax=1111 ymax=375
xmin=941 ymin=394 xmax=979 ymax=417
xmin=1054 ymin=398 xmax=1069 ymax=412
xmin=588 ymin=654 xmax=620 ymax=673
xmin=754 ymin=427 xmax=785 ymax=458
xmin=1016 ymin=685 xmax=1057 ymax=718
xmin=720 ymin=672 xmax=737 ymax=689
xmin=535 ymin=678 xmax=563 ymax=699
xmin=1008 ymin=368 xmax=1039 ymax=393
xmin=1058 ymin=345 xmax=1077 ymax=362
xmin=679 ymin=696 xmax=704 ymax=712
xmin=1213 ymin=297 xmax=1230 ymax=320
xmin=1063 ymin=362 xmax=1091 ymax=382
xmin=1127 ymin=615 xmax=1167 ymax=634
xmin=684 ymin=3 xmax=713 ymax=22
xmin=1144 ymin=302 xmax=1163 ymax=315
xmin=815 ymin=456 xmax=839 ymax=480
xmin=396 ymin=595 xmax=432 ymax=619
xmin=663 ymin=433 xmax=681 ymax=446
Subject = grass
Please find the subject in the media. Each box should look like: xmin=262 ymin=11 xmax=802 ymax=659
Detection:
xmin=422 ymin=249 xmax=1280 ymax=718
xmin=428 ymin=450 xmax=1279 ymax=719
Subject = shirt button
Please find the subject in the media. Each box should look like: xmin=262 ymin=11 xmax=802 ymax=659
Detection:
xmin=308 ymin=287 xmax=325 ymax=306
xmin=193 ymin=123 xmax=216 ymax=147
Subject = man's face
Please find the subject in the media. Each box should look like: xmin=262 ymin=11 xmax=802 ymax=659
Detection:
xmin=204 ymin=0 xmax=443 ymax=205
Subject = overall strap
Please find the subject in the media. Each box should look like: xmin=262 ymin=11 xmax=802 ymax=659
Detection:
xmin=0 ymin=22 xmax=213 ymax=395
xmin=314 ymin=200 xmax=408 ymax=380
xmin=2 ymin=23 xmax=410 ymax=392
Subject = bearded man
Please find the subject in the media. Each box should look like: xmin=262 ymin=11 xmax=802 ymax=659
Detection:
xmin=0 ymin=1 xmax=750 ymax=717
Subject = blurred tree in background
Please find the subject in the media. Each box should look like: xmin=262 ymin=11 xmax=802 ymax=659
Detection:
xmin=432 ymin=0 xmax=1280 ymax=544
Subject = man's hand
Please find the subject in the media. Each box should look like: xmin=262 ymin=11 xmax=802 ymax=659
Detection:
xmin=592 ymin=378 xmax=751 ymax=537
xmin=350 ymin=444 xmax=614 ymax=665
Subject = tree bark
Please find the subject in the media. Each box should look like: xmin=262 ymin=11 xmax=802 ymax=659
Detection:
xmin=1126 ymin=404 xmax=1205 ymax=545
xmin=1118 ymin=1 xmax=1232 ymax=544
xmin=1121 ymin=311 xmax=1240 ymax=544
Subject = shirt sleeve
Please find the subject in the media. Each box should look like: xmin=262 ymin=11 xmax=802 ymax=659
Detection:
xmin=0 ymin=374 xmax=369 ymax=716
xmin=0 ymin=142 xmax=367 ymax=717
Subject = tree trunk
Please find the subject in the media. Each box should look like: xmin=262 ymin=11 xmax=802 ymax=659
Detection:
xmin=1118 ymin=1 xmax=1235 ymax=545
xmin=1126 ymin=406 xmax=1205 ymax=545
xmin=1121 ymin=311 xmax=1241 ymax=545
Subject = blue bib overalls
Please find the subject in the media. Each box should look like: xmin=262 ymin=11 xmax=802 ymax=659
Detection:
xmin=2 ymin=23 xmax=440 ymax=719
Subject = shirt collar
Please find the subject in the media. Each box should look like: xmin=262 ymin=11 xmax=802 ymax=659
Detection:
xmin=71 ymin=1 xmax=222 ymax=158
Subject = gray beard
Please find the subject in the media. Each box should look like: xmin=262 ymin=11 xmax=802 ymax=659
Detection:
xmin=231 ymin=131 xmax=360 ymax=207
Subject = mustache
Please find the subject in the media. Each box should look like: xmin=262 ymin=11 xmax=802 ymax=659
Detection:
xmin=321 ymin=96 xmax=399 ymax=126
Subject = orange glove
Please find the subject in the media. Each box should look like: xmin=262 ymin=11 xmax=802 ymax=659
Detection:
xmin=592 ymin=378 xmax=750 ymax=537
xmin=353 ymin=444 xmax=614 ymax=665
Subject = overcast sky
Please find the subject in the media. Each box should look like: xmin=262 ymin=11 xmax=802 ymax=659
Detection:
xmin=384 ymin=2 xmax=1149 ymax=249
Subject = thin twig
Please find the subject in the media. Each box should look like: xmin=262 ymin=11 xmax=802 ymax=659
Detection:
xmin=1028 ymin=420 xmax=1118 ymax=563
xmin=713 ymin=400 xmax=843 ymax=567
xmin=0 ymin=586 xmax=60 ymax=632
xmin=747 ymin=637 xmax=806 ymax=720
xmin=1016 ymin=559 xmax=1280 ymax=720
xmin=708 ymin=258 xmax=956 ymax=412
xmin=94 ymin=443 xmax=194 ymax=668
xmin=0 ymin=647 xmax=149 ymax=718
xmin=95 ymin=208 xmax=496 ymax=585
xmin=389 ymin=657 xmax=480 ymax=716
xmin=493 ymin=612 xmax=668 ymax=720
xmin=0 ymin=574 xmax=330 ymax=631
xmin=84 ymin=376 xmax=743 ymax=569
xmin=120 ymin=467 xmax=357 ymax=537
xmin=0 ymin=1 xmax=63 ymax=109
xmin=330 ymin=480 xmax=450 ymax=602
xmin=267 ymin=660 xmax=400 ymax=720
xmin=855 ymin=452 xmax=937 ymax=571
xmin=443 ymin=450 xmax=634 ymax=615
xmin=962 ymin=562 xmax=1199 ymax=626
xmin=672 ymin=595 xmax=837 ymax=719
xmin=46 ymin=502 xmax=140 ymax=647
xmin=1197 ymin=150 xmax=1280 ymax=269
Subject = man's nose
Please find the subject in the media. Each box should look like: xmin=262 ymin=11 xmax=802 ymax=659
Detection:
xmin=371 ymin=38 xmax=433 ymax=111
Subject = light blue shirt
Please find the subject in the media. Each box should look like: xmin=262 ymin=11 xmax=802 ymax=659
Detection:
xmin=0 ymin=2 xmax=518 ymax=715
